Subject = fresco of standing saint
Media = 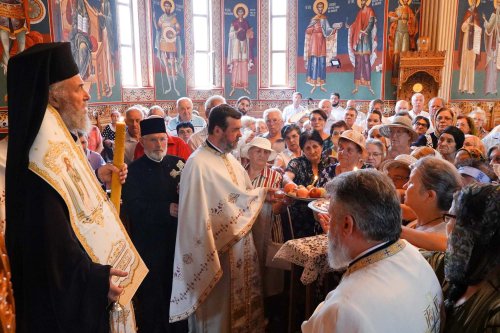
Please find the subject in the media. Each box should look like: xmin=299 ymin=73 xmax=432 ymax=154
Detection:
xmin=227 ymin=3 xmax=253 ymax=96
xmin=304 ymin=0 xmax=342 ymax=93
xmin=346 ymin=0 xmax=377 ymax=95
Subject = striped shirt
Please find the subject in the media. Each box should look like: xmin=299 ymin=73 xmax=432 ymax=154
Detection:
xmin=246 ymin=166 xmax=284 ymax=242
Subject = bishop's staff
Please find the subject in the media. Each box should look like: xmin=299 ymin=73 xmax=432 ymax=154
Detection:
xmin=110 ymin=118 xmax=126 ymax=213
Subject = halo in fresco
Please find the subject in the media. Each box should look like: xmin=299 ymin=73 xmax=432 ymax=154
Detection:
xmin=313 ymin=0 xmax=329 ymax=15
xmin=233 ymin=3 xmax=249 ymax=18
xmin=467 ymin=0 xmax=480 ymax=7
xmin=357 ymin=0 xmax=372 ymax=8
xmin=28 ymin=0 xmax=46 ymax=24
xmin=399 ymin=0 xmax=412 ymax=5
xmin=161 ymin=0 xmax=175 ymax=13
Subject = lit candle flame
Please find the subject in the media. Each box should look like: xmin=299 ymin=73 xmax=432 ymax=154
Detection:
xmin=353 ymin=167 xmax=359 ymax=172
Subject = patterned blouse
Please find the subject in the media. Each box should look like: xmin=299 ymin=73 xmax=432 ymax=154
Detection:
xmin=101 ymin=124 xmax=116 ymax=141
xmin=246 ymin=166 xmax=284 ymax=242
xmin=285 ymin=156 xmax=330 ymax=239
xmin=285 ymin=156 xmax=329 ymax=187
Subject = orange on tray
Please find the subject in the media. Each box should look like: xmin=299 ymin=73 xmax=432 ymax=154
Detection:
xmin=284 ymin=183 xmax=298 ymax=194
xmin=285 ymin=185 xmax=326 ymax=199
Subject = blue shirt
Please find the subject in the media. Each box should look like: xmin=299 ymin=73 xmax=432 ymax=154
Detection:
xmin=167 ymin=114 xmax=206 ymax=135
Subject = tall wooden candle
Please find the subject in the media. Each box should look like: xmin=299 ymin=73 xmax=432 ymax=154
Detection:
xmin=110 ymin=119 xmax=126 ymax=214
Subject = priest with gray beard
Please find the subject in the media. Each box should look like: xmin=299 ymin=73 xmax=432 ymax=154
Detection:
xmin=6 ymin=42 xmax=136 ymax=333
xmin=302 ymin=170 xmax=443 ymax=333
xmin=122 ymin=117 xmax=187 ymax=333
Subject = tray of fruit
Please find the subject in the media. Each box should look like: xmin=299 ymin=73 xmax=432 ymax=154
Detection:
xmin=308 ymin=198 xmax=330 ymax=214
xmin=283 ymin=183 xmax=327 ymax=202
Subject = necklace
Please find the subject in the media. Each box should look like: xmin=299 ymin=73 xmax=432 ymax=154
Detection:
xmin=417 ymin=215 xmax=443 ymax=228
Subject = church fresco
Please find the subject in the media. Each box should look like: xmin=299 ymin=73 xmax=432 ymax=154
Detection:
xmin=297 ymin=0 xmax=385 ymax=101
xmin=223 ymin=0 xmax=257 ymax=100
xmin=153 ymin=0 xmax=186 ymax=100
xmin=50 ymin=0 xmax=120 ymax=103
xmin=451 ymin=0 xmax=499 ymax=100
xmin=384 ymin=0 xmax=421 ymax=99
xmin=0 ymin=0 xmax=51 ymax=107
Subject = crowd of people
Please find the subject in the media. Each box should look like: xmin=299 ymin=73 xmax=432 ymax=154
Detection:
xmin=3 ymin=42 xmax=499 ymax=332
xmin=77 ymin=87 xmax=499 ymax=332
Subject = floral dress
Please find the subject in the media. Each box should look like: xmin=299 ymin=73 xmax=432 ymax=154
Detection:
xmin=285 ymin=156 xmax=330 ymax=238
xmin=101 ymin=124 xmax=115 ymax=162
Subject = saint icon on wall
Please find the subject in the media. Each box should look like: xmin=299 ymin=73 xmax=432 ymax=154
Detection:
xmin=458 ymin=0 xmax=481 ymax=94
xmin=304 ymin=0 xmax=342 ymax=94
xmin=482 ymin=0 xmax=499 ymax=95
xmin=346 ymin=0 xmax=377 ymax=95
xmin=227 ymin=3 xmax=253 ymax=97
xmin=156 ymin=0 xmax=183 ymax=96
xmin=388 ymin=0 xmax=419 ymax=85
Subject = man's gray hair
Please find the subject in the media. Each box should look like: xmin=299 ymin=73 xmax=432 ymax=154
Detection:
xmin=204 ymin=95 xmax=226 ymax=111
xmin=326 ymin=169 xmax=402 ymax=242
xmin=428 ymin=97 xmax=445 ymax=107
xmin=318 ymin=99 xmax=331 ymax=109
xmin=176 ymin=97 xmax=193 ymax=108
xmin=469 ymin=107 xmax=486 ymax=120
xmin=149 ymin=105 xmax=165 ymax=117
xmin=346 ymin=106 xmax=358 ymax=116
xmin=48 ymin=80 xmax=66 ymax=97
xmin=411 ymin=156 xmax=462 ymax=211
xmin=241 ymin=115 xmax=256 ymax=128
xmin=411 ymin=92 xmax=424 ymax=102
xmin=263 ymin=108 xmax=282 ymax=121
xmin=126 ymin=105 xmax=145 ymax=119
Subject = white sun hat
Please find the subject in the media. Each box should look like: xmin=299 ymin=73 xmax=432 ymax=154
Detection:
xmin=241 ymin=137 xmax=277 ymax=161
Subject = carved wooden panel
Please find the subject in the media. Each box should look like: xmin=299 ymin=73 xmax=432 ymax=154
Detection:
xmin=397 ymin=51 xmax=446 ymax=101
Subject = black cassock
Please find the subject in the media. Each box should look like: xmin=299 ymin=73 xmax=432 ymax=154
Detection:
xmin=7 ymin=171 xmax=111 ymax=333
xmin=122 ymin=155 xmax=187 ymax=333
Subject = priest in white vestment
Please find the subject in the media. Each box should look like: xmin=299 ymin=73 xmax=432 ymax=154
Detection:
xmin=302 ymin=170 xmax=443 ymax=333
xmin=170 ymin=104 xmax=268 ymax=333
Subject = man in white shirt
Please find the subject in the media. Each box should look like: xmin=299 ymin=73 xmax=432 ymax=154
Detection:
xmin=329 ymin=92 xmax=345 ymax=121
xmin=383 ymin=99 xmax=410 ymax=124
xmin=428 ymin=97 xmax=445 ymax=132
xmin=187 ymin=95 xmax=226 ymax=151
xmin=409 ymin=93 xmax=430 ymax=119
xmin=283 ymin=92 xmax=307 ymax=123
xmin=319 ymin=99 xmax=335 ymax=134
xmin=302 ymin=170 xmax=443 ymax=333
xmin=344 ymin=107 xmax=363 ymax=133
xmin=167 ymin=97 xmax=207 ymax=135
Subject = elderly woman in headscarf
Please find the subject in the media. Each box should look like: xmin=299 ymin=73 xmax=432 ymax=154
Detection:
xmin=427 ymin=183 xmax=500 ymax=333
xmin=437 ymin=126 xmax=465 ymax=163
